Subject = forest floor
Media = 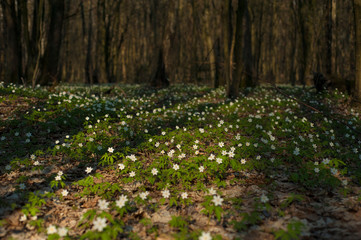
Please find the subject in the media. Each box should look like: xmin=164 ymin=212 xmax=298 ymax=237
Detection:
xmin=0 ymin=84 xmax=361 ymax=240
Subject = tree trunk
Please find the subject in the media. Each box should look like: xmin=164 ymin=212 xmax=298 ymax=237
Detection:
xmin=214 ymin=38 xmax=221 ymax=88
xmin=227 ymin=0 xmax=249 ymax=99
xmin=85 ymin=1 xmax=93 ymax=84
xmin=326 ymin=0 xmax=332 ymax=75
xmin=230 ymin=0 xmax=245 ymax=97
xmin=1 ymin=0 xmax=22 ymax=84
xmin=243 ymin=1 xmax=253 ymax=88
xmin=39 ymin=0 xmax=65 ymax=86
xmin=151 ymin=48 xmax=169 ymax=88
xmin=354 ymin=0 xmax=361 ymax=98
xmin=298 ymin=0 xmax=308 ymax=86
xmin=331 ymin=0 xmax=337 ymax=75
xmin=223 ymin=0 xmax=232 ymax=96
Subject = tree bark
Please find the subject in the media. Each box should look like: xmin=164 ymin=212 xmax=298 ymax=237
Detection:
xmin=354 ymin=0 xmax=361 ymax=98
xmin=326 ymin=0 xmax=332 ymax=75
xmin=227 ymin=0 xmax=250 ymax=99
xmin=85 ymin=1 xmax=93 ymax=84
xmin=298 ymin=0 xmax=308 ymax=86
xmin=39 ymin=0 xmax=65 ymax=85
xmin=1 ymin=0 xmax=22 ymax=84
xmin=151 ymin=48 xmax=169 ymax=88
xmin=214 ymin=38 xmax=221 ymax=88
xmin=223 ymin=0 xmax=232 ymax=96
xmin=230 ymin=0 xmax=245 ymax=98
xmin=243 ymin=1 xmax=253 ymax=88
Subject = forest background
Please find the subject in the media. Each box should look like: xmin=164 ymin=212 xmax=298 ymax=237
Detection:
xmin=0 ymin=0 xmax=359 ymax=98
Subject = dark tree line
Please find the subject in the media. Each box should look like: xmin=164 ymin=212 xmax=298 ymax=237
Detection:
xmin=0 ymin=0 xmax=360 ymax=98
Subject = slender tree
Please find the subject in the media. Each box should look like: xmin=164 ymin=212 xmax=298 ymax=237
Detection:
xmin=225 ymin=0 xmax=252 ymax=99
xmin=354 ymin=0 xmax=361 ymax=98
xmin=1 ymin=0 xmax=22 ymax=84
xmin=39 ymin=0 xmax=65 ymax=85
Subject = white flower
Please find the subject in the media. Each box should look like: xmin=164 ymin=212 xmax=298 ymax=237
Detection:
xmin=199 ymin=166 xmax=204 ymax=172
xmin=127 ymin=154 xmax=137 ymax=162
xmin=34 ymin=161 xmax=40 ymax=166
xmin=108 ymin=147 xmax=114 ymax=153
xmin=208 ymin=187 xmax=216 ymax=195
xmin=19 ymin=183 xmax=26 ymax=190
xmin=139 ymin=191 xmax=149 ymax=200
xmin=58 ymin=227 xmax=68 ymax=237
xmin=216 ymin=158 xmax=222 ymax=164
xmin=260 ymin=194 xmax=269 ymax=203
xmin=55 ymin=175 xmax=61 ymax=181
xmin=85 ymin=167 xmax=93 ymax=174
xmin=212 ymin=195 xmax=224 ymax=206
xmin=293 ymin=147 xmax=300 ymax=156
xmin=162 ymin=189 xmax=170 ymax=199
xmin=199 ymin=231 xmax=212 ymax=240
xmin=151 ymin=168 xmax=158 ymax=176
xmin=330 ymin=168 xmax=338 ymax=175
xmin=61 ymin=189 xmax=69 ymax=197
xmin=116 ymin=195 xmax=128 ymax=208
xmin=208 ymin=154 xmax=215 ymax=161
xmin=30 ymin=154 xmax=36 ymax=160
xmin=181 ymin=192 xmax=188 ymax=199
xmin=118 ymin=163 xmax=125 ymax=170
xmin=47 ymin=225 xmax=57 ymax=234
xmin=92 ymin=217 xmax=107 ymax=232
xmin=98 ymin=199 xmax=109 ymax=210
xmin=241 ymin=159 xmax=246 ymax=164
xmin=5 ymin=165 xmax=11 ymax=170
xmin=322 ymin=158 xmax=330 ymax=165
xmin=314 ymin=167 xmax=319 ymax=173
xmin=58 ymin=171 xmax=63 ymax=176
xmin=129 ymin=171 xmax=135 ymax=177
xmin=218 ymin=142 xmax=224 ymax=148
xmin=178 ymin=153 xmax=186 ymax=160
xmin=19 ymin=214 xmax=27 ymax=222
xmin=173 ymin=164 xmax=179 ymax=171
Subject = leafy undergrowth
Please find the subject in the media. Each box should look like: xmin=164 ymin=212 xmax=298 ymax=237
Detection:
xmin=1 ymin=83 xmax=361 ymax=240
